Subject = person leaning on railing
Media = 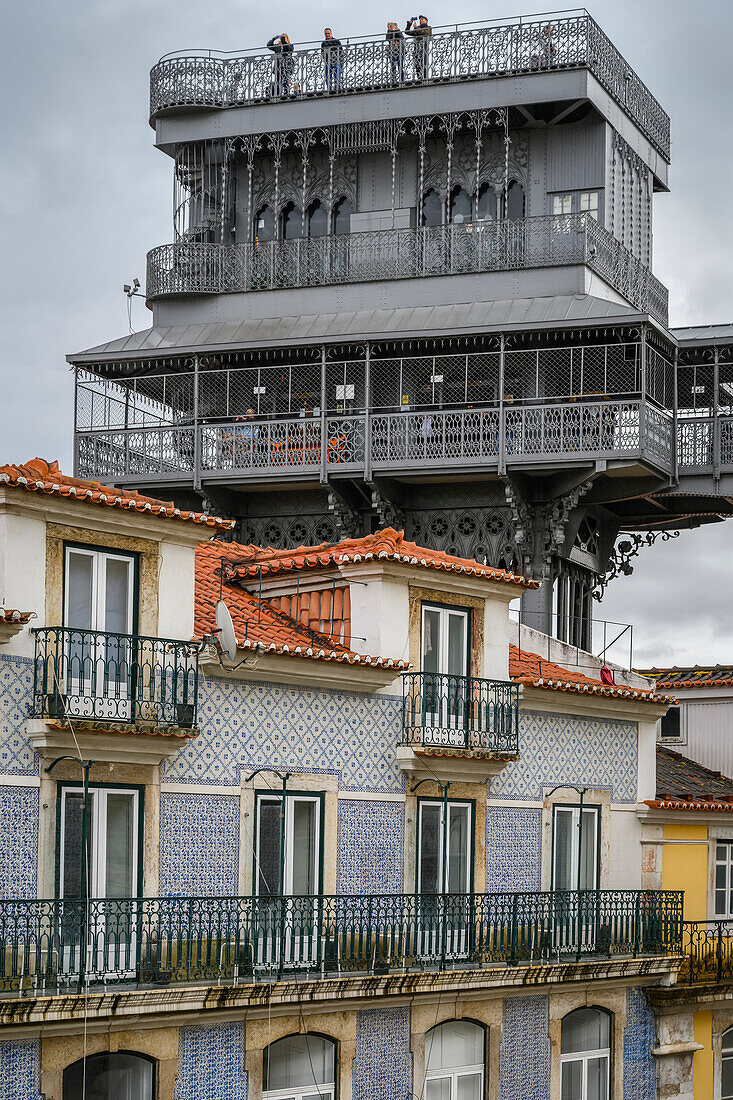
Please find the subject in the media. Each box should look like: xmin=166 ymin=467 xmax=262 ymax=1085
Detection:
xmin=385 ymin=22 xmax=405 ymax=83
xmin=267 ymin=33 xmax=295 ymax=97
xmin=321 ymin=28 xmax=344 ymax=92
xmin=530 ymin=24 xmax=557 ymax=71
xmin=405 ymin=15 xmax=432 ymax=81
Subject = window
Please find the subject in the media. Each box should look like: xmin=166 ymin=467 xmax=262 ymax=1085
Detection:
xmin=64 ymin=546 xmax=135 ymax=636
xmin=449 ymin=186 xmax=472 ymax=225
xmin=332 ymin=196 xmax=352 ymax=235
xmin=722 ymin=1026 xmax=733 ymax=1100
xmin=579 ymin=191 xmax=600 ymax=220
xmin=715 ymin=842 xmax=733 ymax=917
xmin=59 ymin=785 xmax=141 ymax=899
xmin=254 ymin=792 xmax=321 ymax=897
xmin=418 ymin=800 xmax=473 ymax=894
xmin=552 ymin=805 xmax=599 ymax=891
xmin=549 ymin=191 xmax=601 ymax=221
xmin=553 ymin=193 xmax=573 ymax=216
xmin=254 ymin=204 xmax=275 ymax=244
xmin=63 ymin=1051 xmax=154 ymax=1099
xmin=422 ymin=188 xmax=443 ymax=227
xmin=560 ymin=1008 xmax=610 ymax=1100
xmin=281 ymin=201 xmax=303 ymax=239
xmin=425 ymin=1020 xmax=485 ymax=1100
xmin=307 ymin=199 xmax=329 ymax=238
xmin=503 ymin=180 xmax=525 ymax=221
xmin=476 ymin=183 xmax=497 ymax=223
xmin=263 ymin=1034 xmax=336 ymax=1100
xmin=659 ymin=705 xmax=683 ymax=742
xmin=422 ymin=605 xmax=469 ymax=680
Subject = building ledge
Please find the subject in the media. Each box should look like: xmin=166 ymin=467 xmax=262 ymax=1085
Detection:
xmin=396 ymin=744 xmax=519 ymax=782
xmin=26 ymin=718 xmax=197 ymax=767
xmin=652 ymin=1041 xmax=704 ymax=1058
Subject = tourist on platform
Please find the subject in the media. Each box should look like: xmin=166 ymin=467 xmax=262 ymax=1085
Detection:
xmin=405 ymin=15 xmax=432 ymax=81
xmin=385 ymin=22 xmax=405 ymax=83
xmin=267 ymin=33 xmax=295 ymax=97
xmin=530 ymin=24 xmax=557 ymax=70
xmin=321 ymin=28 xmax=344 ymax=91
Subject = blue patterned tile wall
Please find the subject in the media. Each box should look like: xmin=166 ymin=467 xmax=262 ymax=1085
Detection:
xmin=175 ymin=1022 xmax=247 ymax=1100
xmin=159 ymin=794 xmax=239 ymax=896
xmin=486 ymin=807 xmax=542 ymax=893
xmin=0 ymin=786 xmax=38 ymax=899
xmin=163 ymin=677 xmax=404 ymax=793
xmin=353 ymin=1008 xmax=412 ymax=1100
xmin=0 ymin=656 xmax=38 ymax=776
xmin=623 ymin=988 xmax=656 ymax=1100
xmin=0 ymin=1040 xmax=42 ymax=1100
xmin=490 ymin=711 xmax=636 ymax=803
xmin=499 ymin=995 xmax=550 ymax=1100
xmin=337 ymin=800 xmax=404 ymax=894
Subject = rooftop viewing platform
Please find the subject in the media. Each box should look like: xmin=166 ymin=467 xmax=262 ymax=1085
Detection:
xmin=150 ymin=10 xmax=670 ymax=162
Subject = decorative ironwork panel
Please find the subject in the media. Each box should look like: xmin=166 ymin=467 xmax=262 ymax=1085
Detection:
xmin=402 ymin=672 xmax=519 ymax=751
xmin=200 ymin=418 xmax=322 ymax=474
xmin=677 ymin=417 xmax=713 ymax=470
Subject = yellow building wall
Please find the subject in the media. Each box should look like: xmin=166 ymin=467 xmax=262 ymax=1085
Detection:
xmin=661 ymin=824 xmax=709 ymax=921
xmin=693 ymin=1010 xmax=713 ymax=1100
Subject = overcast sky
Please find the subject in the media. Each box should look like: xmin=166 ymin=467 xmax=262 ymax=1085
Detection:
xmin=2 ymin=0 xmax=731 ymax=667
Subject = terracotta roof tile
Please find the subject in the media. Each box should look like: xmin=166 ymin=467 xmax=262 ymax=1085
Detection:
xmin=195 ymin=542 xmax=408 ymax=669
xmin=0 ymin=458 xmax=234 ymax=531
xmin=0 ymin=609 xmax=34 ymax=625
xmin=639 ymin=664 xmax=733 ymax=689
xmin=647 ymin=746 xmax=733 ymax=811
xmin=220 ymin=528 xmax=538 ymax=589
xmin=509 ymin=645 xmax=672 ymax=703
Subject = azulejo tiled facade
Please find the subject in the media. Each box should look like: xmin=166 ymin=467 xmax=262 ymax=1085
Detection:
xmin=485 ymin=806 xmax=542 ymax=893
xmin=352 ymin=1008 xmax=412 ymax=1100
xmin=0 ymin=656 xmax=38 ymax=776
xmin=499 ymin=995 xmax=551 ymax=1100
xmin=337 ymin=799 xmax=405 ymax=894
xmin=175 ymin=1023 xmax=247 ymax=1100
xmin=491 ymin=711 xmax=637 ymax=803
xmin=159 ymin=794 xmax=240 ymax=897
xmin=0 ymin=785 xmax=38 ymax=899
xmin=623 ymin=988 xmax=656 ymax=1100
xmin=0 ymin=1039 xmax=42 ymax=1100
xmin=162 ymin=677 xmax=404 ymax=793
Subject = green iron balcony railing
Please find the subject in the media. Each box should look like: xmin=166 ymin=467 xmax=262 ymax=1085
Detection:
xmin=401 ymin=672 xmax=519 ymax=753
xmin=32 ymin=627 xmax=199 ymax=728
xmin=0 ymin=889 xmax=682 ymax=996
xmin=680 ymin=919 xmax=733 ymax=985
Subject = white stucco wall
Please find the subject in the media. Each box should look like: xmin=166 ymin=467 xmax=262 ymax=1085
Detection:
xmin=349 ymin=571 xmax=410 ymax=665
xmin=158 ymin=541 xmax=196 ymax=641
xmin=0 ymin=509 xmax=47 ymax=658
xmin=608 ymin=807 xmax=642 ymax=889
xmin=483 ymin=595 xmax=510 ymax=681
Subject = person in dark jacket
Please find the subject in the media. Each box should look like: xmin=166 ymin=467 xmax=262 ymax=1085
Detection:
xmin=385 ymin=21 xmax=405 ymax=83
xmin=267 ymin=33 xmax=295 ymax=97
xmin=405 ymin=15 xmax=431 ymax=81
xmin=321 ymin=28 xmax=344 ymax=91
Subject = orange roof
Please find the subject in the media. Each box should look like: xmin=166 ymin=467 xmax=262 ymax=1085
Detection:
xmin=645 ymin=799 xmax=733 ymax=813
xmin=0 ymin=459 xmax=234 ymax=531
xmin=0 ymin=609 xmax=34 ymax=625
xmin=195 ymin=542 xmax=408 ymax=669
xmin=220 ymin=528 xmax=538 ymax=589
xmin=509 ymin=645 xmax=673 ymax=704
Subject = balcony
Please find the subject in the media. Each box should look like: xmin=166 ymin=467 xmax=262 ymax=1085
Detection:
xmin=149 ymin=12 xmax=670 ymax=161
xmin=0 ymin=889 xmax=682 ymax=997
xmin=399 ymin=673 xmax=519 ymax=780
xmin=677 ymin=415 xmax=733 ymax=477
xmin=679 ymin=920 xmax=733 ymax=985
xmin=32 ymin=627 xmax=199 ymax=729
xmin=146 ymin=215 xmax=669 ymax=327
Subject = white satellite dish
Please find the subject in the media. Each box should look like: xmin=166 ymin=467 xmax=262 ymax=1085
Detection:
xmin=215 ymin=600 xmax=238 ymax=663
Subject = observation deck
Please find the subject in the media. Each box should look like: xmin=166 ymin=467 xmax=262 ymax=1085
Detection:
xmin=149 ymin=11 xmax=670 ymax=166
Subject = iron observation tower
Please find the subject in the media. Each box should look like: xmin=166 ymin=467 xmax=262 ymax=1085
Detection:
xmin=69 ymin=12 xmax=733 ymax=646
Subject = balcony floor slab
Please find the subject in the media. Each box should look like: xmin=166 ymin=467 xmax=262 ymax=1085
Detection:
xmin=396 ymin=744 xmax=519 ymax=782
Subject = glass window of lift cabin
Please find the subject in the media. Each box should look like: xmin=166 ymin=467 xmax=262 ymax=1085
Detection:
xmin=449 ymin=186 xmax=472 ymax=225
xmin=579 ymin=191 xmax=600 ymax=220
xmin=281 ymin=202 xmax=303 ymax=239
xmin=263 ymin=1034 xmax=336 ymax=1100
xmin=477 ymin=184 xmax=497 ymax=223
xmin=332 ymin=196 xmax=352 ymax=235
xmin=560 ymin=1008 xmax=610 ymax=1100
xmin=254 ymin=204 xmax=275 ymax=244
xmin=307 ymin=199 xmax=329 ymax=237
xmin=552 ymin=193 xmax=573 ymax=215
xmin=422 ymin=188 xmax=443 ymax=227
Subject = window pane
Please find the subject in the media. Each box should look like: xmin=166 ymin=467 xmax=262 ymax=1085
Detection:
xmin=63 ymin=1052 xmax=153 ymax=1100
xmin=105 ymin=793 xmax=135 ymax=897
xmin=553 ymin=194 xmax=572 ymax=215
xmin=724 ymin=1026 xmax=733 ymax=1052
xmin=587 ymin=1056 xmax=609 ymax=1100
xmin=257 ymin=798 xmax=282 ymax=896
xmin=580 ymin=808 xmax=598 ymax=890
xmin=554 ymin=809 xmax=575 ymax=891
xmin=477 ymin=185 xmax=496 ymax=223
xmin=717 ymin=864 xmax=727 ymax=889
xmin=722 ymin=1051 xmax=733 ymax=1099
xmin=505 ymin=181 xmax=525 ymax=220
xmin=104 ymin=558 xmax=131 ymax=634
xmin=423 ymin=609 xmax=441 ymax=674
xmin=450 ymin=187 xmax=472 ymax=225
xmin=457 ymin=1072 xmax=483 ymax=1100
xmin=62 ymin=791 xmax=86 ymax=897
xmin=426 ymin=1021 xmax=484 ymax=1071
xmin=580 ymin=191 xmax=600 ymax=219
xmin=282 ymin=203 xmax=303 ymax=239
xmin=255 ymin=205 xmax=275 ymax=243
xmin=308 ymin=201 xmax=329 ymax=238
xmin=561 ymin=1008 xmax=610 ymax=1054
xmin=264 ymin=1035 xmax=335 ymax=1090
xmin=422 ymin=189 xmax=443 ymax=227
xmin=420 ymin=804 xmax=441 ymax=893
xmin=447 ymin=806 xmax=469 ymax=894
xmin=447 ymin=614 xmax=467 ymax=678
xmin=66 ymin=552 xmax=94 ymax=630
xmin=561 ymin=1059 xmax=583 ymax=1100
xmin=718 ymin=844 xmax=730 ymax=863
xmin=716 ymin=889 xmax=727 ymax=916
xmin=425 ymin=1078 xmax=452 ymax=1100
xmin=291 ymin=799 xmax=317 ymax=895
xmin=332 ymin=196 xmax=352 ymax=235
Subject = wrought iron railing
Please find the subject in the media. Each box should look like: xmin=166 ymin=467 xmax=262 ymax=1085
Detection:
xmin=0 ymin=889 xmax=682 ymax=995
xmin=32 ymin=627 xmax=199 ymax=728
xmin=146 ymin=215 xmax=669 ymax=325
xmin=149 ymin=13 xmax=669 ymax=160
xmin=680 ymin=919 xmax=733 ymax=984
xmin=677 ymin=415 xmax=733 ymax=473
xmin=401 ymin=672 xmax=519 ymax=752
xmin=74 ymin=399 xmax=675 ymax=484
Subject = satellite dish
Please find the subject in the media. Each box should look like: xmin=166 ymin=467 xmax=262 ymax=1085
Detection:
xmin=215 ymin=600 xmax=238 ymax=663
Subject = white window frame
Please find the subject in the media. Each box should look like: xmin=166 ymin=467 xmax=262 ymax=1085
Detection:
xmin=63 ymin=546 xmax=135 ymax=635
xmin=417 ymin=799 xmax=473 ymax=895
xmin=254 ymin=793 xmax=322 ymax=897
xmin=714 ymin=840 xmax=733 ymax=918
xmin=560 ymin=1041 xmax=610 ymax=1100
xmin=548 ymin=189 xmax=603 ymax=223
xmin=424 ymin=1065 xmax=484 ymax=1099
xmin=59 ymin=785 xmax=140 ymax=899
xmin=657 ymin=703 xmax=687 ymax=746
xmin=551 ymin=805 xmax=600 ymax=892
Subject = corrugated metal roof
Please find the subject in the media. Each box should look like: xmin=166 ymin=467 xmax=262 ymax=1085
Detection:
xmin=68 ymin=294 xmax=640 ymax=364
xmin=671 ymin=324 xmax=733 ymax=344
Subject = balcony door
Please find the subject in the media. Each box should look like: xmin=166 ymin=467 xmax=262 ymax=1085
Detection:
xmin=417 ymin=800 xmax=473 ymax=961
xmin=254 ymin=793 xmax=322 ymax=970
xmin=63 ymin=546 xmax=136 ymax=719
xmin=59 ymin=785 xmax=140 ymax=978
xmin=421 ymin=604 xmax=469 ymax=744
xmin=552 ymin=804 xmax=600 ymax=954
